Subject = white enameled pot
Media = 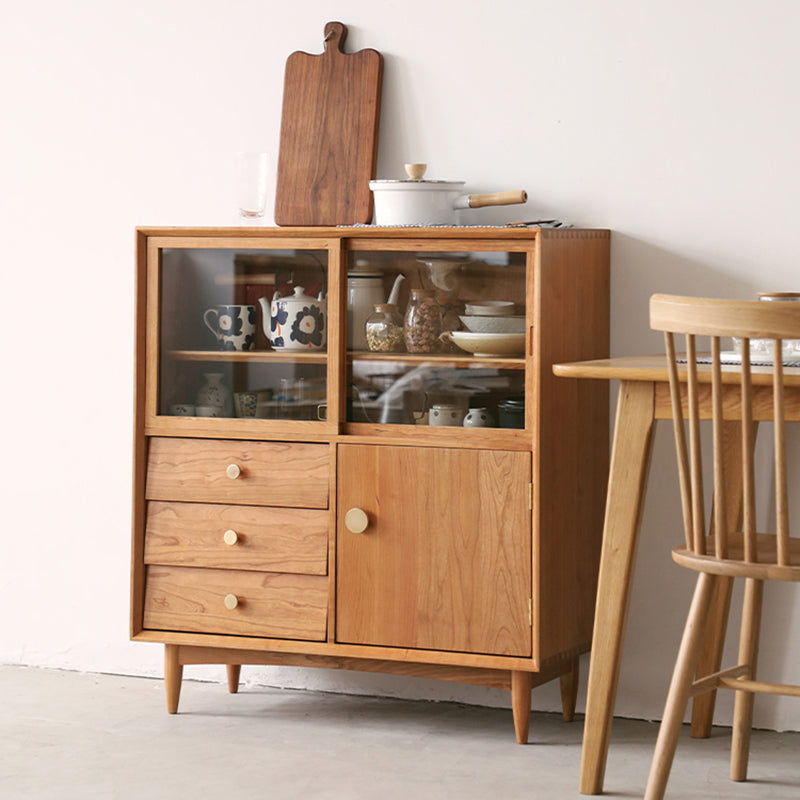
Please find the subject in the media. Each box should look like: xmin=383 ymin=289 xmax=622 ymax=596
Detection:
xmin=369 ymin=164 xmax=527 ymax=226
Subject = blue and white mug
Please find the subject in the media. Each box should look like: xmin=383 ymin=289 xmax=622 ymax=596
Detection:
xmin=203 ymin=304 xmax=256 ymax=351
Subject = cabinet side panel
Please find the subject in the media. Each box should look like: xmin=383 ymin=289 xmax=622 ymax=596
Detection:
xmin=131 ymin=230 xmax=149 ymax=637
xmin=535 ymin=232 xmax=610 ymax=662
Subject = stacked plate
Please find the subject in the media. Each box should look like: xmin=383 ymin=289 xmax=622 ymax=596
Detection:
xmin=451 ymin=301 xmax=526 ymax=357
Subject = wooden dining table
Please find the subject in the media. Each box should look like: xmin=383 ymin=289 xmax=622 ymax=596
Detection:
xmin=553 ymin=354 xmax=800 ymax=795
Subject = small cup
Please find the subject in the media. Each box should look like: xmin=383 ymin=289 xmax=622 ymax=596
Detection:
xmin=170 ymin=404 xmax=195 ymax=416
xmin=429 ymin=403 xmax=462 ymax=426
xmin=195 ymin=405 xmax=223 ymax=417
xmin=234 ymin=392 xmax=258 ymax=418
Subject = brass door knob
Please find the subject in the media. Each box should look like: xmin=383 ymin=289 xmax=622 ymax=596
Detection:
xmin=226 ymin=463 xmax=241 ymax=480
xmin=223 ymin=594 xmax=239 ymax=610
xmin=345 ymin=507 xmax=369 ymax=534
xmin=223 ymin=529 xmax=239 ymax=546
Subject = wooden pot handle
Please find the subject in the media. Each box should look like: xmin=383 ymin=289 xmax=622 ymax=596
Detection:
xmin=467 ymin=190 xmax=528 ymax=209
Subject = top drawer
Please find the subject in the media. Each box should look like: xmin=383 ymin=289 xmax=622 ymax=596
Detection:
xmin=145 ymin=438 xmax=329 ymax=508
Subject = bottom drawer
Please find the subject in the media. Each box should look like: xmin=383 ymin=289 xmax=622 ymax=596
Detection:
xmin=143 ymin=566 xmax=328 ymax=641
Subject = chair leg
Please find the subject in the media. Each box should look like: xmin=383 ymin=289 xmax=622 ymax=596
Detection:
xmin=645 ymin=573 xmax=717 ymax=800
xmin=731 ymin=578 xmax=764 ymax=782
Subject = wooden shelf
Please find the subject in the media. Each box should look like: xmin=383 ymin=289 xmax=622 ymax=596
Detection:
xmin=167 ymin=349 xmax=328 ymax=364
xmin=349 ymin=351 xmax=526 ymax=369
xmin=168 ymin=349 xmax=525 ymax=369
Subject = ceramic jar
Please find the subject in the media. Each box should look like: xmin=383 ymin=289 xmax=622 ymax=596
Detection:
xmin=365 ymin=303 xmax=405 ymax=352
xmin=347 ymin=271 xmax=385 ymax=350
xmin=196 ymin=372 xmax=231 ymax=417
xmin=497 ymin=397 xmax=525 ymax=429
xmin=429 ymin=403 xmax=462 ymax=426
xmin=404 ymin=290 xmax=442 ymax=353
xmin=463 ymin=407 xmax=494 ymax=428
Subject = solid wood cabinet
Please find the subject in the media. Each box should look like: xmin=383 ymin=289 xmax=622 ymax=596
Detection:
xmin=131 ymin=225 xmax=610 ymax=741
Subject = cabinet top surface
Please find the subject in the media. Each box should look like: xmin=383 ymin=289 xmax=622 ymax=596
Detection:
xmin=136 ymin=225 xmax=610 ymax=241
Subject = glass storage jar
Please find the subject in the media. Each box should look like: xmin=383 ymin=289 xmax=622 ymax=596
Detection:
xmin=365 ymin=303 xmax=405 ymax=352
xmin=404 ymin=290 xmax=442 ymax=353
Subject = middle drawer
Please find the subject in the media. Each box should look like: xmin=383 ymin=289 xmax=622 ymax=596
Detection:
xmin=145 ymin=501 xmax=328 ymax=575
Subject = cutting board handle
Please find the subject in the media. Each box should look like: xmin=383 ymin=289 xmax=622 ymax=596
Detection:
xmin=324 ymin=21 xmax=347 ymax=53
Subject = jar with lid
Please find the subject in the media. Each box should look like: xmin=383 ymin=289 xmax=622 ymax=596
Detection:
xmin=365 ymin=303 xmax=405 ymax=352
xmin=347 ymin=269 xmax=385 ymax=350
xmin=404 ymin=290 xmax=442 ymax=353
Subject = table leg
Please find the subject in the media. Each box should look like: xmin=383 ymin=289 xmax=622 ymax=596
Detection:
xmin=580 ymin=380 xmax=656 ymax=795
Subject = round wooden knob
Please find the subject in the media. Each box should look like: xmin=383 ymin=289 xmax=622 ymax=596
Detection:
xmin=345 ymin=507 xmax=369 ymax=534
xmin=223 ymin=593 xmax=239 ymax=610
xmin=404 ymin=163 xmax=427 ymax=180
xmin=226 ymin=463 xmax=241 ymax=480
xmin=223 ymin=529 xmax=239 ymax=546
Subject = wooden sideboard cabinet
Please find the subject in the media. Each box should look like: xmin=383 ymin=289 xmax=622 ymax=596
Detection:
xmin=131 ymin=225 xmax=610 ymax=741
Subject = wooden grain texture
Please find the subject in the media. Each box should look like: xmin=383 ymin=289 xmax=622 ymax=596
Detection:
xmin=336 ymin=444 xmax=532 ymax=657
xmin=144 ymin=501 xmax=328 ymax=575
xmin=275 ymin=22 xmax=383 ymax=226
xmin=534 ymin=231 xmax=610 ymax=664
xmin=144 ymin=566 xmax=328 ymax=640
xmin=145 ymin=438 xmax=329 ymax=508
xmin=579 ymin=380 xmax=656 ymax=794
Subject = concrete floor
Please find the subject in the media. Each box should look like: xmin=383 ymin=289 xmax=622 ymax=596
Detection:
xmin=2 ymin=666 xmax=798 ymax=799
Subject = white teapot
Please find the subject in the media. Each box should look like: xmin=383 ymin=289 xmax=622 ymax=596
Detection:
xmin=259 ymin=286 xmax=326 ymax=350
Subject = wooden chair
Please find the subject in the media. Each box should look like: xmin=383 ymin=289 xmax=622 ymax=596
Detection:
xmin=645 ymin=294 xmax=800 ymax=800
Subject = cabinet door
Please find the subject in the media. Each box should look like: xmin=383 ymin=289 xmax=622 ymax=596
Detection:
xmin=337 ymin=445 xmax=531 ymax=657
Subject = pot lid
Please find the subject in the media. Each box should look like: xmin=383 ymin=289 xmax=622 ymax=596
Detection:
xmin=369 ymin=163 xmax=464 ymax=189
xmin=369 ymin=179 xmax=465 ymax=189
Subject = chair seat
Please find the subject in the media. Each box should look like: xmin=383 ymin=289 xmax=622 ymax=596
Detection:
xmin=673 ymin=533 xmax=800 ymax=581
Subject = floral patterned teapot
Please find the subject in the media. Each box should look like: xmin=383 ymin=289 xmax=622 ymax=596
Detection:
xmin=259 ymin=286 xmax=326 ymax=350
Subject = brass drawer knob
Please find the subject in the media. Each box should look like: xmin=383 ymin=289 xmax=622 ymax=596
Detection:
xmin=345 ymin=507 xmax=369 ymax=534
xmin=223 ymin=529 xmax=239 ymax=546
xmin=223 ymin=593 xmax=239 ymax=610
xmin=226 ymin=463 xmax=241 ymax=480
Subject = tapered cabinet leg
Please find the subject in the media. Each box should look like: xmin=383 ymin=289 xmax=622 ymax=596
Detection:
xmin=511 ymin=670 xmax=533 ymax=744
xmin=227 ymin=664 xmax=242 ymax=694
xmin=164 ymin=644 xmax=183 ymax=715
xmin=560 ymin=658 xmax=579 ymax=722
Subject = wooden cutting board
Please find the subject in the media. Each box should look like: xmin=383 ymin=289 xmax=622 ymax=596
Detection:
xmin=275 ymin=22 xmax=384 ymax=226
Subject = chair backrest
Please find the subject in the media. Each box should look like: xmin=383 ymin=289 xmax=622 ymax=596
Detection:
xmin=650 ymin=294 xmax=800 ymax=567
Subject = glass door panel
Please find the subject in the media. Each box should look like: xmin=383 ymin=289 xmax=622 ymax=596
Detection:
xmin=345 ymin=248 xmax=528 ymax=430
xmin=158 ymin=247 xmax=328 ymax=422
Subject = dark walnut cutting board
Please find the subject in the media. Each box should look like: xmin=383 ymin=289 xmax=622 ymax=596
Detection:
xmin=275 ymin=21 xmax=384 ymax=226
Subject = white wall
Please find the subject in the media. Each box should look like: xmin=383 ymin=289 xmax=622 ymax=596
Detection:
xmin=3 ymin=0 xmax=799 ymax=731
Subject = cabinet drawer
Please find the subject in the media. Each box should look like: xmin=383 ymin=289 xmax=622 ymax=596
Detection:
xmin=143 ymin=566 xmax=328 ymax=640
xmin=145 ymin=438 xmax=329 ymax=508
xmin=144 ymin=501 xmax=328 ymax=575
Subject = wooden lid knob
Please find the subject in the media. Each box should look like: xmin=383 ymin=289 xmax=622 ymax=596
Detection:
xmin=223 ymin=529 xmax=239 ymax=546
xmin=224 ymin=594 xmax=239 ymax=610
xmin=404 ymin=163 xmax=427 ymax=180
xmin=345 ymin=507 xmax=369 ymax=534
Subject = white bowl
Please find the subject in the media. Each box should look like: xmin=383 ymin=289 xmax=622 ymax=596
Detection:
xmin=463 ymin=301 xmax=515 ymax=316
xmin=444 ymin=331 xmax=526 ymax=357
xmin=459 ymin=315 xmax=526 ymax=334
